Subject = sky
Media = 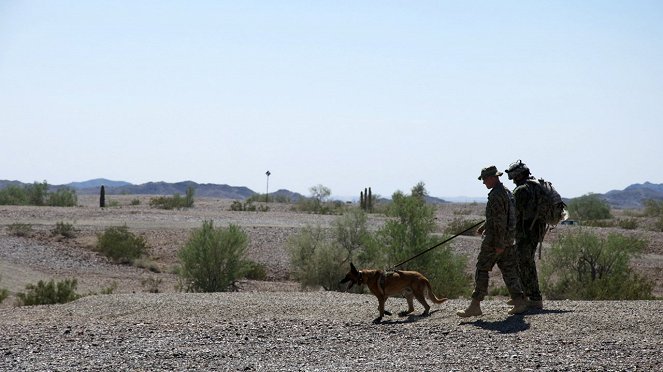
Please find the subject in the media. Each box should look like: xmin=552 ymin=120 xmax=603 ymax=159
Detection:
xmin=1 ymin=1 xmax=662 ymax=200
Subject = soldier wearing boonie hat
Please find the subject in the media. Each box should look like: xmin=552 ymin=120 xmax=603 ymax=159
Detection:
xmin=457 ymin=165 xmax=528 ymax=318
xmin=478 ymin=165 xmax=503 ymax=180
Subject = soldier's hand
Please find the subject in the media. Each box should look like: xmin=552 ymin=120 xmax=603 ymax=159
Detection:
xmin=477 ymin=224 xmax=485 ymax=235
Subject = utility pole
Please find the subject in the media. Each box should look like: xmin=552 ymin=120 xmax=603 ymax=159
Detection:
xmin=265 ymin=170 xmax=271 ymax=203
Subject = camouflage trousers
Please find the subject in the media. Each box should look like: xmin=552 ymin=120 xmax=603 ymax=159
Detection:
xmin=471 ymin=243 xmax=524 ymax=301
xmin=516 ymin=229 xmax=543 ymax=302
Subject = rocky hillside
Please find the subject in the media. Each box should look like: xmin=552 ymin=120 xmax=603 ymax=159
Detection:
xmin=602 ymin=182 xmax=663 ymax=209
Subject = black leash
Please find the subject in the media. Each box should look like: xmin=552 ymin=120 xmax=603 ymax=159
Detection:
xmin=389 ymin=219 xmax=485 ymax=271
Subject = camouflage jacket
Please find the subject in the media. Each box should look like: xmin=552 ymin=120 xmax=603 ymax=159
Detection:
xmin=483 ymin=182 xmax=516 ymax=248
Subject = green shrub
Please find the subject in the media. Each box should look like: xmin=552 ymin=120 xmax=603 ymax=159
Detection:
xmin=16 ymin=278 xmax=81 ymax=306
xmin=150 ymin=195 xmax=183 ymax=210
xmin=618 ymin=218 xmax=638 ymax=230
xmin=567 ymin=194 xmax=612 ymax=221
xmin=643 ymin=199 xmax=663 ymax=217
xmin=288 ymin=184 xmax=471 ymax=297
xmin=489 ymin=286 xmax=510 ymax=297
xmin=540 ymin=229 xmax=653 ymax=300
xmin=130 ymin=199 xmax=141 ymax=206
xmin=150 ymin=187 xmax=195 ymax=210
xmin=51 ymin=221 xmax=77 ymax=238
xmin=0 ymin=275 xmax=8 ymax=304
xmin=0 ymin=181 xmax=48 ymax=206
xmin=0 ymin=181 xmax=77 ymax=207
xmin=245 ymin=260 xmax=268 ymax=281
xmin=47 ymin=187 xmax=78 ymax=207
xmin=0 ymin=288 xmax=8 ymax=304
xmin=178 ymin=221 xmax=249 ymax=292
xmin=99 ymin=281 xmax=118 ymax=295
xmin=0 ymin=185 xmax=28 ymax=205
xmin=377 ymin=183 xmax=471 ymax=298
xmin=141 ymin=277 xmax=162 ymax=293
xmin=229 ymin=200 xmax=269 ymax=212
xmin=7 ymin=223 xmax=33 ymax=237
xmin=295 ymin=184 xmax=343 ymax=214
xmin=444 ymin=217 xmax=484 ymax=236
xmin=582 ymin=219 xmax=615 ymax=228
xmin=133 ymin=257 xmax=161 ymax=273
xmin=25 ymin=181 xmax=49 ymax=206
xmin=655 ymin=216 xmax=663 ymax=232
xmin=97 ymin=225 xmax=148 ymax=263
xmin=246 ymin=193 xmax=291 ymax=203
xmin=288 ymin=225 xmax=347 ymax=291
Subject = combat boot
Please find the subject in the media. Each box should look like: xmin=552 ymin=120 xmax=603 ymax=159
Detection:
xmin=507 ymin=296 xmax=528 ymax=315
xmin=456 ymin=299 xmax=482 ymax=317
xmin=528 ymin=300 xmax=543 ymax=309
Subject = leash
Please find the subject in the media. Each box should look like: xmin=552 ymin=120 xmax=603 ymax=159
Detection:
xmin=388 ymin=219 xmax=485 ymax=271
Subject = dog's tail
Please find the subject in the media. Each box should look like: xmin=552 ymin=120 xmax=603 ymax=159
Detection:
xmin=425 ymin=279 xmax=448 ymax=304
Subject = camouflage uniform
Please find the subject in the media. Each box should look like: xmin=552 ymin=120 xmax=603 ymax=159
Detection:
xmin=512 ymin=177 xmax=545 ymax=302
xmin=471 ymin=181 xmax=524 ymax=301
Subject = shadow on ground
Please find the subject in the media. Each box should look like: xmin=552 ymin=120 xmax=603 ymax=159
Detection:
xmin=460 ymin=308 xmax=574 ymax=334
xmin=378 ymin=309 xmax=442 ymax=325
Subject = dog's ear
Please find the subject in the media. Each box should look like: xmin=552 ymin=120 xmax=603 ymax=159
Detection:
xmin=350 ymin=262 xmax=358 ymax=275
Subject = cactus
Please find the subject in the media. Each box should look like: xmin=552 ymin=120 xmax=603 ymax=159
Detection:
xmin=100 ymin=185 xmax=106 ymax=208
xmin=368 ymin=187 xmax=373 ymax=212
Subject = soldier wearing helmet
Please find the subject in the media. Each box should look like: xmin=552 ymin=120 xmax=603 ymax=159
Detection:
xmin=505 ymin=160 xmax=544 ymax=310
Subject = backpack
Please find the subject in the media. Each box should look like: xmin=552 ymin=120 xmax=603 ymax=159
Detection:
xmin=526 ymin=178 xmax=567 ymax=227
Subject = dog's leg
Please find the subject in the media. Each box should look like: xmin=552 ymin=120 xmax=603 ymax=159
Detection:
xmin=399 ymin=293 xmax=415 ymax=317
xmin=374 ymin=297 xmax=388 ymax=323
xmin=415 ymin=291 xmax=431 ymax=317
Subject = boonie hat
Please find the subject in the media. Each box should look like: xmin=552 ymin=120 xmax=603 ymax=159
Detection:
xmin=478 ymin=165 xmax=503 ymax=180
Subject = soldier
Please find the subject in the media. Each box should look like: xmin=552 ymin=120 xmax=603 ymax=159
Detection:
xmin=457 ymin=166 xmax=528 ymax=317
xmin=505 ymin=160 xmax=544 ymax=309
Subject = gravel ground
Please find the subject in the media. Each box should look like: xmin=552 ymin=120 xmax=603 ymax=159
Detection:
xmin=1 ymin=196 xmax=662 ymax=371
xmin=1 ymin=293 xmax=661 ymax=371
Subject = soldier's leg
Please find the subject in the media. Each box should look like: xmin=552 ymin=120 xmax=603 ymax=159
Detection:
xmin=496 ymin=245 xmax=524 ymax=298
xmin=517 ymin=235 xmax=542 ymax=301
xmin=458 ymin=245 xmax=495 ymax=317
xmin=471 ymin=245 xmax=496 ymax=301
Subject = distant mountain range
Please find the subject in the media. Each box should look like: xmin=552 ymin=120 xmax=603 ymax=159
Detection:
xmin=1 ymin=178 xmax=662 ymax=208
xmin=601 ymin=182 xmax=663 ymax=209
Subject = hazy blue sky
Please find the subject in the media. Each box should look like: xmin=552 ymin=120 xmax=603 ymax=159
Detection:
xmin=1 ymin=1 xmax=661 ymax=200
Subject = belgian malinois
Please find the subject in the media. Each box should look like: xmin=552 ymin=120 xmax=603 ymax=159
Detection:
xmin=340 ymin=262 xmax=448 ymax=323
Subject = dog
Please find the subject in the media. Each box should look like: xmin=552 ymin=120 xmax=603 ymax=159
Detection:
xmin=340 ymin=262 xmax=448 ymax=323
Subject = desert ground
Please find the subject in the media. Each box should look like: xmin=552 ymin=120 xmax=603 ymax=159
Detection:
xmin=1 ymin=195 xmax=662 ymax=371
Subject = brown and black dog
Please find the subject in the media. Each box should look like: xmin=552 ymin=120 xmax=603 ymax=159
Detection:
xmin=340 ymin=262 xmax=448 ymax=323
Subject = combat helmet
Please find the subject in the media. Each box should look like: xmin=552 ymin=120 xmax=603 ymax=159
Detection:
xmin=505 ymin=159 xmax=531 ymax=180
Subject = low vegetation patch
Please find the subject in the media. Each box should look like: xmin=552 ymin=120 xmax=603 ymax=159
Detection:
xmin=0 ymin=276 xmax=9 ymax=304
xmin=0 ymin=181 xmax=77 ymax=207
xmin=230 ymin=200 xmax=269 ymax=212
xmin=289 ymin=184 xmax=471 ymax=298
xmin=97 ymin=225 xmax=148 ymax=263
xmin=567 ymin=194 xmax=612 ymax=221
xmin=7 ymin=223 xmax=33 ymax=237
xmin=16 ymin=278 xmax=81 ymax=306
xmin=51 ymin=221 xmax=77 ymax=238
xmin=178 ymin=221 xmax=250 ymax=292
xmin=444 ymin=217 xmax=484 ymax=236
xmin=541 ymin=229 xmax=654 ymax=300
xmin=149 ymin=187 xmax=195 ymax=210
